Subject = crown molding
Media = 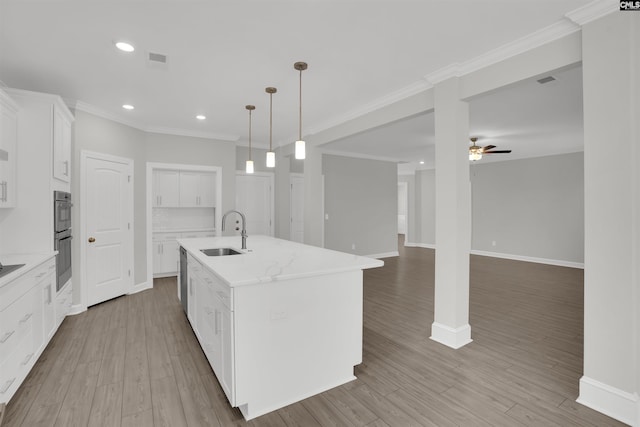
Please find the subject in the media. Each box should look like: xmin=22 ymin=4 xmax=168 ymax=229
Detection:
xmin=305 ymin=79 xmax=432 ymax=137
xmin=565 ymin=0 xmax=618 ymax=26
xmin=459 ymin=18 xmax=581 ymax=76
xmin=74 ymin=100 xmax=143 ymax=130
xmin=145 ymin=126 xmax=239 ymax=142
xmin=74 ymin=100 xmax=240 ymax=141
xmin=307 ymin=13 xmax=583 ymax=140
xmin=322 ymin=149 xmax=404 ymax=164
xmin=425 ymin=63 xmax=463 ymax=85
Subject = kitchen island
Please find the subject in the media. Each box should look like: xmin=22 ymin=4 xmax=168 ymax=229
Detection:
xmin=177 ymin=235 xmax=383 ymax=420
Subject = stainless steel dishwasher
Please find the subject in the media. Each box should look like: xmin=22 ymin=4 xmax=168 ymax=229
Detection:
xmin=179 ymin=246 xmax=188 ymax=314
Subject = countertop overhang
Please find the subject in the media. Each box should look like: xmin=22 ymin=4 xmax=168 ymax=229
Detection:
xmin=0 ymin=252 xmax=58 ymax=288
xmin=177 ymin=235 xmax=384 ymax=287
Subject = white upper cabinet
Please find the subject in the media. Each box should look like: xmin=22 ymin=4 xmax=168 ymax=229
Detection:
xmin=153 ymin=169 xmax=180 ymax=207
xmin=0 ymin=89 xmax=18 ymax=208
xmin=153 ymin=169 xmax=217 ymax=208
xmin=52 ymin=104 xmax=72 ymax=182
xmin=179 ymin=171 xmax=215 ymax=207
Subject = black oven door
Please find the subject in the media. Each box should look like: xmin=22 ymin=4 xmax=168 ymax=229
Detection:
xmin=55 ymin=229 xmax=72 ymax=291
xmin=54 ymin=191 xmax=72 ymax=233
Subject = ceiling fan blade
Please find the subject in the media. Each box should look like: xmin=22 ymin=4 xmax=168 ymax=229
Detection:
xmin=481 ymin=145 xmax=496 ymax=151
xmin=484 ymin=150 xmax=512 ymax=154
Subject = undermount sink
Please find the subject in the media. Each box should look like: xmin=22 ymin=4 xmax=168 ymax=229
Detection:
xmin=201 ymin=248 xmax=243 ymax=257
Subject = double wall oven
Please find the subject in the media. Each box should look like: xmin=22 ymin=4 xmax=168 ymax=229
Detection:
xmin=54 ymin=191 xmax=72 ymax=292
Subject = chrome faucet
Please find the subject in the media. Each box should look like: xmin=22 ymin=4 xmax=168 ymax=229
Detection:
xmin=222 ymin=210 xmax=247 ymax=250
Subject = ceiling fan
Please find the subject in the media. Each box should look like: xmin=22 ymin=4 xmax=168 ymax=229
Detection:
xmin=469 ymin=137 xmax=511 ymax=161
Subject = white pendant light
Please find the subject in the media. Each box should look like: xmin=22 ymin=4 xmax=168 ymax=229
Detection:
xmin=294 ymin=61 xmax=308 ymax=160
xmin=265 ymin=87 xmax=277 ymax=168
xmin=245 ymin=105 xmax=255 ymax=174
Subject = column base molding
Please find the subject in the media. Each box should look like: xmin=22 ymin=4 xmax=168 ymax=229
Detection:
xmin=577 ymin=376 xmax=639 ymax=426
xmin=430 ymin=322 xmax=472 ymax=349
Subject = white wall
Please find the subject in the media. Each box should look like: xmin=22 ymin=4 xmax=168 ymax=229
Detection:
xmin=471 ymin=152 xmax=584 ymax=265
xmin=410 ymin=152 xmax=584 ymax=265
xmin=323 ymin=154 xmax=397 ymax=257
xmin=72 ymin=111 xmax=236 ymax=306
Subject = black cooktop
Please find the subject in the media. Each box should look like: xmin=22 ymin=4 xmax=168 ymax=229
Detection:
xmin=0 ymin=263 xmax=25 ymax=279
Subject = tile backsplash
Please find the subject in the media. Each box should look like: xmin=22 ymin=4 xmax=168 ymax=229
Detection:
xmin=153 ymin=207 xmax=215 ymax=231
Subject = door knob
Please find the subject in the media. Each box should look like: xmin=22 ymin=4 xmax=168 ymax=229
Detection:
xmin=88 ymin=237 xmax=95 ymax=243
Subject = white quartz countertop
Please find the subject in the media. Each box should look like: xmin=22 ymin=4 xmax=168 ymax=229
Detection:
xmin=0 ymin=252 xmax=57 ymax=288
xmin=177 ymin=235 xmax=384 ymax=287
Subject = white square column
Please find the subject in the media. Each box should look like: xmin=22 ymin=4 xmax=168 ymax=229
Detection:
xmin=430 ymin=77 xmax=472 ymax=349
xmin=575 ymin=11 xmax=640 ymax=426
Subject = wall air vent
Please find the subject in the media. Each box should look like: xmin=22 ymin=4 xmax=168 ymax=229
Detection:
xmin=537 ymin=76 xmax=556 ymax=84
xmin=148 ymin=52 xmax=167 ymax=63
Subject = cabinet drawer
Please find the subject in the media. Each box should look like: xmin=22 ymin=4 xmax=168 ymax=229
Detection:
xmin=0 ymin=259 xmax=54 ymax=312
xmin=201 ymin=271 xmax=232 ymax=311
xmin=0 ymin=322 xmax=35 ymax=400
xmin=0 ymin=286 xmax=36 ymax=365
xmin=181 ymin=231 xmax=215 ymax=239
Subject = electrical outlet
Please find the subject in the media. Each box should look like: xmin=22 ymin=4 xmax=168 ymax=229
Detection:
xmin=492 ymin=240 xmax=496 ymax=247
xmin=351 ymin=243 xmax=356 ymax=250
xmin=325 ymin=213 xmax=329 ymax=220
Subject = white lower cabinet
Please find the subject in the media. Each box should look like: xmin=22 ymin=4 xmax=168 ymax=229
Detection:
xmin=187 ymin=257 xmax=235 ymax=405
xmin=153 ymin=231 xmax=215 ymax=277
xmin=0 ymin=256 xmax=59 ymax=404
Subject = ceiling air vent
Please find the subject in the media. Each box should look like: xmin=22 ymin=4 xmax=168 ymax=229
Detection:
xmin=537 ymin=76 xmax=556 ymax=84
xmin=148 ymin=52 xmax=167 ymax=64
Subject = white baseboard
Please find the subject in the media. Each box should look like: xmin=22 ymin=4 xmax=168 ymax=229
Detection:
xmin=367 ymin=251 xmax=399 ymax=259
xmin=430 ymin=322 xmax=473 ymax=349
xmin=470 ymin=249 xmax=584 ymax=269
xmin=129 ymin=281 xmax=152 ymax=295
xmin=404 ymin=241 xmax=435 ymax=249
xmin=577 ymin=376 xmax=639 ymax=426
xmin=68 ymin=303 xmax=87 ymax=316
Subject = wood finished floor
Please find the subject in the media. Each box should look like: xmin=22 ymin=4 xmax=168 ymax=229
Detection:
xmin=3 ymin=239 xmax=625 ymax=427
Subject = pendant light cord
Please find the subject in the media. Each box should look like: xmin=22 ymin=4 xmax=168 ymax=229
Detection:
xmin=298 ymin=68 xmax=302 ymax=141
xmin=248 ymin=108 xmax=252 ymax=160
xmin=269 ymin=92 xmax=273 ymax=151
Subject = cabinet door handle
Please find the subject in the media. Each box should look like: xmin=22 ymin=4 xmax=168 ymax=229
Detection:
xmin=0 ymin=330 xmax=15 ymax=343
xmin=1 ymin=181 xmax=7 ymax=202
xmin=48 ymin=284 xmax=53 ymax=304
xmin=20 ymin=313 xmax=33 ymax=323
xmin=160 ymin=195 xmax=162 ymax=206
xmin=0 ymin=377 xmax=16 ymax=394
xmin=64 ymin=160 xmax=69 ymax=176
xmin=21 ymin=353 xmax=34 ymax=366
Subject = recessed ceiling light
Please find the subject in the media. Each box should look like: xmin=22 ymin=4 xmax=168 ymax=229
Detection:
xmin=196 ymin=115 xmax=206 ymax=120
xmin=115 ymin=41 xmax=135 ymax=52
xmin=122 ymin=104 xmax=134 ymax=110
xmin=419 ymin=161 xmax=425 ymax=164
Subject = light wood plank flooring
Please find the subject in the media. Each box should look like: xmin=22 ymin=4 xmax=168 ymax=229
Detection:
xmin=3 ymin=240 xmax=625 ymax=426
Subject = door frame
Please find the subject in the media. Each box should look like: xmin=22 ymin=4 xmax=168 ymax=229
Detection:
xmin=146 ymin=162 xmax=223 ymax=292
xmin=289 ymin=173 xmax=304 ymax=242
xmin=235 ymin=170 xmax=275 ymax=236
xmin=79 ymin=150 xmax=134 ymax=311
xmin=398 ymin=180 xmax=409 ymax=240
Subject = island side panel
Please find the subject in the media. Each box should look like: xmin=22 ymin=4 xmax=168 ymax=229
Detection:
xmin=233 ymin=269 xmax=363 ymax=420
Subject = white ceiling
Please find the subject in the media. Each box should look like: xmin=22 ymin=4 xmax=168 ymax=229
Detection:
xmin=324 ymin=65 xmax=584 ymax=172
xmin=0 ymin=0 xmax=587 ymax=164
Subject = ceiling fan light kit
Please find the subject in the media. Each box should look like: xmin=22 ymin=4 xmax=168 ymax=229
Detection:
xmin=468 ymin=137 xmax=511 ymax=161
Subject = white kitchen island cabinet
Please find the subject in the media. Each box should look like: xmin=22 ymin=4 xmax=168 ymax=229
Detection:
xmin=177 ymin=235 xmax=383 ymax=421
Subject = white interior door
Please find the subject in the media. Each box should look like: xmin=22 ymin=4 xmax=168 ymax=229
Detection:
xmin=290 ymin=174 xmax=304 ymax=243
xmin=235 ymin=172 xmax=273 ymax=236
xmin=84 ymin=152 xmax=133 ymax=307
xmin=398 ymin=181 xmax=408 ymax=235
